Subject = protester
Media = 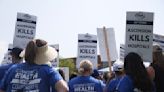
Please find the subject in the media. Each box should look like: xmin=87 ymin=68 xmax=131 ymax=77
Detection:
xmin=0 ymin=39 xmax=68 ymax=92
xmin=91 ymin=69 xmax=102 ymax=80
xmin=0 ymin=47 xmax=23 ymax=83
xmin=69 ymin=73 xmax=77 ymax=80
xmin=148 ymin=44 xmax=164 ymax=92
xmin=123 ymin=52 xmax=154 ymax=92
xmin=68 ymin=59 xmax=105 ymax=92
xmin=106 ymin=60 xmax=125 ymax=92
xmin=102 ymin=71 xmax=110 ymax=85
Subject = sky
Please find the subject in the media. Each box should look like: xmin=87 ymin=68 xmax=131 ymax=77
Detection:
xmin=0 ymin=0 xmax=164 ymax=63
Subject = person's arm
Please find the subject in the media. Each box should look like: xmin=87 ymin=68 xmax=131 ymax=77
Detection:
xmin=147 ymin=66 xmax=155 ymax=80
xmin=55 ymin=80 xmax=69 ymax=92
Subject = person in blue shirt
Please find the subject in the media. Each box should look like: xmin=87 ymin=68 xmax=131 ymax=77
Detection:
xmin=124 ymin=52 xmax=154 ymax=92
xmin=0 ymin=47 xmax=23 ymax=84
xmin=69 ymin=59 xmax=104 ymax=92
xmin=107 ymin=53 xmax=154 ymax=92
xmin=0 ymin=39 xmax=68 ymax=92
xmin=106 ymin=60 xmax=129 ymax=92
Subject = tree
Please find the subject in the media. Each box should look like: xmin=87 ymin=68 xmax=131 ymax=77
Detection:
xmin=59 ymin=58 xmax=77 ymax=76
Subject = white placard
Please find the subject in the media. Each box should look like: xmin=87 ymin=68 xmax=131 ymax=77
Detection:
xmin=125 ymin=11 xmax=154 ymax=62
xmin=97 ymin=28 xmax=118 ymax=62
xmin=76 ymin=34 xmax=97 ymax=69
xmin=60 ymin=67 xmax=69 ymax=82
xmin=13 ymin=12 xmax=37 ymax=49
xmin=153 ymin=34 xmax=164 ymax=50
xmin=1 ymin=44 xmax=13 ymax=65
xmin=50 ymin=44 xmax=59 ymax=67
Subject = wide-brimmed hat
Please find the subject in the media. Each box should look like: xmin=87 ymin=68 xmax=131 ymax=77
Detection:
xmin=34 ymin=44 xmax=58 ymax=65
xmin=20 ymin=42 xmax=58 ymax=65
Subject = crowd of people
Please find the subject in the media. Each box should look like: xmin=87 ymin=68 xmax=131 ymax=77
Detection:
xmin=0 ymin=39 xmax=164 ymax=92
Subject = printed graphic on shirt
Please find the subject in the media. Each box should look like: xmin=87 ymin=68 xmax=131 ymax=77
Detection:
xmin=73 ymin=83 xmax=96 ymax=92
xmin=10 ymin=69 xmax=41 ymax=92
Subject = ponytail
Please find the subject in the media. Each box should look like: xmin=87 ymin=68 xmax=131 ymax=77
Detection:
xmin=25 ymin=40 xmax=36 ymax=64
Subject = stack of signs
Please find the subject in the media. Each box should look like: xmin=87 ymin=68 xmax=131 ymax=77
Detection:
xmin=97 ymin=28 xmax=118 ymax=62
xmin=50 ymin=44 xmax=59 ymax=67
xmin=1 ymin=44 xmax=13 ymax=65
xmin=121 ymin=34 xmax=164 ymax=61
xmin=125 ymin=11 xmax=154 ymax=62
xmin=76 ymin=34 xmax=97 ymax=69
xmin=13 ymin=12 xmax=37 ymax=49
xmin=153 ymin=34 xmax=164 ymax=50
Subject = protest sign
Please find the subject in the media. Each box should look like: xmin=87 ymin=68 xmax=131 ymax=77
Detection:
xmin=97 ymin=27 xmax=118 ymax=62
xmin=153 ymin=34 xmax=164 ymax=50
xmin=76 ymin=33 xmax=97 ymax=69
xmin=50 ymin=44 xmax=59 ymax=67
xmin=1 ymin=44 xmax=13 ymax=65
xmin=125 ymin=11 xmax=154 ymax=62
xmin=13 ymin=12 xmax=37 ymax=49
xmin=97 ymin=27 xmax=118 ymax=72
xmin=60 ymin=67 xmax=69 ymax=82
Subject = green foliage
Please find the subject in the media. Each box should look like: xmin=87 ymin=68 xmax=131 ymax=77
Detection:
xmin=59 ymin=58 xmax=77 ymax=76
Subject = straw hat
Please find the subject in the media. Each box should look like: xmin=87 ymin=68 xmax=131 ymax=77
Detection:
xmin=34 ymin=44 xmax=58 ymax=65
xmin=19 ymin=41 xmax=58 ymax=65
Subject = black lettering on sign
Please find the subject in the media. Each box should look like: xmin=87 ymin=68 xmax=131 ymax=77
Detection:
xmin=16 ymin=35 xmax=33 ymax=39
xmin=128 ymin=28 xmax=151 ymax=33
xmin=80 ymin=49 xmax=95 ymax=54
xmin=78 ymin=40 xmax=97 ymax=43
xmin=17 ymin=18 xmax=36 ymax=24
xmin=128 ymin=44 xmax=149 ymax=48
xmin=129 ymin=35 xmax=149 ymax=42
xmin=17 ymin=29 xmax=33 ymax=35
xmin=79 ymin=56 xmax=95 ymax=59
xmin=126 ymin=20 xmax=153 ymax=25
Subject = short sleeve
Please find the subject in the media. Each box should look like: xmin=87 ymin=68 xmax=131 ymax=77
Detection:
xmin=48 ymin=68 xmax=63 ymax=87
xmin=119 ymin=76 xmax=134 ymax=92
xmin=0 ymin=65 xmax=16 ymax=91
xmin=106 ymin=79 xmax=117 ymax=92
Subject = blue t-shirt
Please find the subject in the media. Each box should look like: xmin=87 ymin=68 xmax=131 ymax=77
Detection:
xmin=0 ymin=64 xmax=13 ymax=84
xmin=68 ymin=76 xmax=104 ymax=92
xmin=0 ymin=63 xmax=63 ymax=92
xmin=106 ymin=75 xmax=133 ymax=92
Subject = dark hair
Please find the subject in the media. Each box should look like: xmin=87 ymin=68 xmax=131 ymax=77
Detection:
xmin=91 ymin=69 xmax=100 ymax=78
xmin=58 ymin=69 xmax=65 ymax=80
xmin=103 ymin=72 xmax=110 ymax=84
xmin=69 ymin=73 xmax=77 ymax=80
xmin=25 ymin=39 xmax=47 ymax=64
xmin=124 ymin=52 xmax=153 ymax=91
xmin=10 ymin=47 xmax=23 ymax=59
